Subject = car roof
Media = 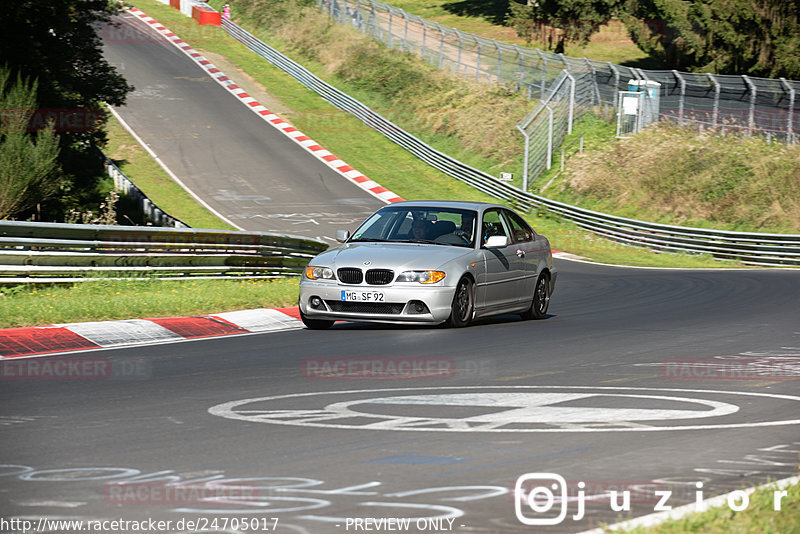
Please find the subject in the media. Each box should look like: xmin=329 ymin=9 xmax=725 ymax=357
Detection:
xmin=381 ymin=200 xmax=509 ymax=212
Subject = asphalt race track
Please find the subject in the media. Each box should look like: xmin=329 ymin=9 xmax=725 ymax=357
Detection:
xmin=2 ymin=260 xmax=799 ymax=532
xmin=3 ymin=8 xmax=797 ymax=534
xmin=101 ymin=12 xmax=384 ymax=241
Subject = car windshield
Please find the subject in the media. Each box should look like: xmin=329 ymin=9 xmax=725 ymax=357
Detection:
xmin=350 ymin=207 xmax=477 ymax=248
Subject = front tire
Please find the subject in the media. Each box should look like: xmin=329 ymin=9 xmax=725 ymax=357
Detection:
xmin=300 ymin=310 xmax=334 ymax=330
xmin=521 ymin=273 xmax=550 ymax=320
xmin=447 ymin=277 xmax=474 ymax=328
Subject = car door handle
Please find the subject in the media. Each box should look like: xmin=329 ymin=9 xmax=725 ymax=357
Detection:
xmin=516 ymin=249 xmax=525 ymax=258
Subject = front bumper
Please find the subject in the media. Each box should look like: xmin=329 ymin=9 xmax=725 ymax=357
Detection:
xmin=299 ymin=281 xmax=456 ymax=324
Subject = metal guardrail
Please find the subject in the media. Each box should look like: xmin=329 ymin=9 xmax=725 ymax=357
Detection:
xmin=0 ymin=220 xmax=329 ymax=281
xmin=218 ymin=18 xmax=800 ymax=266
xmin=102 ymin=151 xmax=190 ymax=229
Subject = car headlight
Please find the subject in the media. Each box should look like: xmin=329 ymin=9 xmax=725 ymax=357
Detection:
xmin=396 ymin=270 xmax=446 ymax=284
xmin=304 ymin=266 xmax=334 ymax=280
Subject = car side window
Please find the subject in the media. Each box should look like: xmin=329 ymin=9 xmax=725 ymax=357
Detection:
xmin=481 ymin=209 xmax=510 ymax=247
xmin=503 ymin=210 xmax=534 ymax=243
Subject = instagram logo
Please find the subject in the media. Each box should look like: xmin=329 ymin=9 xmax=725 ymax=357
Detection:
xmin=514 ymin=473 xmax=568 ymax=525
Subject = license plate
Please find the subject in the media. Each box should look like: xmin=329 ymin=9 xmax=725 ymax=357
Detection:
xmin=341 ymin=290 xmax=385 ymax=302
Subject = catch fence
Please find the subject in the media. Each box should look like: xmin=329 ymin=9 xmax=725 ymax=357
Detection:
xmin=320 ymin=0 xmax=798 ymax=144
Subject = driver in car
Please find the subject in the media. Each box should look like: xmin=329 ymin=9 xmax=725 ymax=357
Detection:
xmin=411 ymin=219 xmax=433 ymax=240
xmin=455 ymin=213 xmax=475 ymax=243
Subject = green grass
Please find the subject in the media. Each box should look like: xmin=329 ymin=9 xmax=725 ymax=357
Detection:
xmin=624 ymin=480 xmax=800 ymax=534
xmin=131 ymin=0 xmax=745 ymax=268
xmin=105 ymin=113 xmax=238 ymax=230
xmin=547 ymin=123 xmax=800 ymax=234
xmin=0 ymin=278 xmax=300 ymax=328
xmin=0 ymin=0 xmax=764 ymax=329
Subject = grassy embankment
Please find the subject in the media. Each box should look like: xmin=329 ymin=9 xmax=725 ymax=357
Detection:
xmin=6 ymin=0 xmax=789 ymax=327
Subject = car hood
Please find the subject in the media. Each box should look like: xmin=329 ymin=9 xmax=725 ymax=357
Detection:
xmin=313 ymin=242 xmax=473 ymax=271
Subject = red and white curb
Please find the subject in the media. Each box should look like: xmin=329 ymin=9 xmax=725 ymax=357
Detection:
xmin=125 ymin=7 xmax=403 ymax=205
xmin=0 ymin=307 xmax=303 ymax=359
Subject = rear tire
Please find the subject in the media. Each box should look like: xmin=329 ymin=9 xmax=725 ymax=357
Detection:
xmin=300 ymin=310 xmax=334 ymax=330
xmin=521 ymin=273 xmax=550 ymax=320
xmin=447 ymin=277 xmax=474 ymax=328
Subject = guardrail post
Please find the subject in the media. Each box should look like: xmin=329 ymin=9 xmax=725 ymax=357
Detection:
xmin=742 ymin=75 xmax=756 ymax=135
xmin=780 ymin=78 xmax=795 ymax=144
xmin=672 ymin=70 xmax=686 ymax=126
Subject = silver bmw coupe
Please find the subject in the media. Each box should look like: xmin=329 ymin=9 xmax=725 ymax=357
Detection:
xmin=298 ymin=201 xmax=556 ymax=328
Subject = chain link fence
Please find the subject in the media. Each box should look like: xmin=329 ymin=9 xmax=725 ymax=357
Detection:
xmin=320 ymin=0 xmax=798 ymax=146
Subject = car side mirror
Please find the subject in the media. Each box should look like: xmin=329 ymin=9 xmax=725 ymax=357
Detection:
xmin=485 ymin=235 xmax=509 ymax=248
xmin=335 ymin=230 xmax=351 ymax=243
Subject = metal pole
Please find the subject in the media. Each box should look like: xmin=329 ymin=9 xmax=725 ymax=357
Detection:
xmin=780 ymin=78 xmax=795 ymax=144
xmin=707 ymin=73 xmax=720 ymax=128
xmin=517 ymin=124 xmax=530 ymax=191
xmin=476 ymin=36 xmax=482 ymax=81
xmin=742 ymin=75 xmax=756 ymax=135
xmin=636 ymin=92 xmax=645 ymax=134
xmin=537 ymin=49 xmax=547 ymax=98
xmin=437 ymin=23 xmax=445 ymax=70
xmin=565 ymin=71 xmax=575 ymax=134
xmin=494 ymin=39 xmax=502 ymax=83
xmin=546 ymin=105 xmax=554 ymax=170
xmin=585 ymin=57 xmax=601 ymax=107
xmin=558 ymin=53 xmax=569 ymax=71
xmin=387 ymin=8 xmax=393 ymax=48
xmin=403 ymin=12 xmax=409 ymax=52
xmin=514 ymin=45 xmax=524 ymax=94
xmin=608 ymin=62 xmax=620 ymax=115
xmin=421 ymin=19 xmax=427 ymax=57
xmin=672 ymin=70 xmax=686 ymax=126
xmin=455 ymin=29 xmax=464 ymax=73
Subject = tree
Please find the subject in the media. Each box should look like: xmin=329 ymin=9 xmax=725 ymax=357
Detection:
xmin=507 ymin=0 xmax=621 ymax=53
xmin=0 ymin=69 xmax=61 ymax=219
xmin=0 ymin=1 xmax=133 ymax=219
xmin=620 ymin=0 xmax=800 ymax=77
